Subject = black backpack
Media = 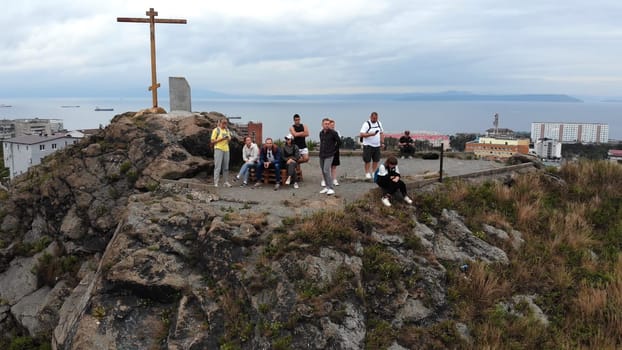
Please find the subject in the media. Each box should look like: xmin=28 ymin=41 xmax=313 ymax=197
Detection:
xmin=359 ymin=121 xmax=372 ymax=143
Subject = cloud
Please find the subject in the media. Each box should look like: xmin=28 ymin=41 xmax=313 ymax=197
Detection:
xmin=1 ymin=0 xmax=621 ymax=97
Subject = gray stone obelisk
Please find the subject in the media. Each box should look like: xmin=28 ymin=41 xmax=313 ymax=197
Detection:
xmin=169 ymin=77 xmax=192 ymax=112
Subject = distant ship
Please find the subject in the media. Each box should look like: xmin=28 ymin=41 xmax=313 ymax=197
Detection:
xmin=0 ymin=104 xmax=12 ymax=108
xmin=94 ymin=107 xmax=114 ymax=111
xmin=61 ymin=105 xmax=80 ymax=108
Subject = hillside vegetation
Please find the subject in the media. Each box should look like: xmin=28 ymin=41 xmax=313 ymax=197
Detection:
xmin=412 ymin=160 xmax=622 ymax=348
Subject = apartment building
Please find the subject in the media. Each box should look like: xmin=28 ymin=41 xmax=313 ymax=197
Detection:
xmin=465 ymin=136 xmax=530 ymax=158
xmin=2 ymin=133 xmax=80 ymax=180
xmin=531 ymin=122 xmax=609 ymax=144
xmin=533 ymin=138 xmax=562 ymax=159
xmin=0 ymin=118 xmax=64 ymax=140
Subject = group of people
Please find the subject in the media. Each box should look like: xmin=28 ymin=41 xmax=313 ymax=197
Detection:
xmin=210 ymin=112 xmax=413 ymax=206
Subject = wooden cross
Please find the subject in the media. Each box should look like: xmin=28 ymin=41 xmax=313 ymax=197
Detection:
xmin=117 ymin=8 xmax=187 ymax=108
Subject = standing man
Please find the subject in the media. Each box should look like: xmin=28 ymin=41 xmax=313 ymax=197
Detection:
xmin=319 ymin=117 xmax=341 ymax=195
xmin=329 ymin=119 xmax=341 ymax=186
xmin=359 ymin=111 xmax=384 ymax=179
xmin=289 ymin=114 xmax=310 ymax=163
xmin=211 ymin=118 xmax=232 ymax=187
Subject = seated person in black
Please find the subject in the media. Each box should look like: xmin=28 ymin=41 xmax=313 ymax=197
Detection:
xmin=376 ymin=156 xmax=413 ymax=207
xmin=281 ymin=134 xmax=300 ymax=188
xmin=398 ymin=130 xmax=415 ymax=158
xmin=254 ymin=138 xmax=282 ymax=190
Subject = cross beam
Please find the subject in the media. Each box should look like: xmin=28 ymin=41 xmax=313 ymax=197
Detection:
xmin=117 ymin=8 xmax=187 ymax=108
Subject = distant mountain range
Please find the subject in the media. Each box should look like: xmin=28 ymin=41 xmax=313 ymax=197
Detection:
xmin=192 ymin=90 xmax=583 ymax=102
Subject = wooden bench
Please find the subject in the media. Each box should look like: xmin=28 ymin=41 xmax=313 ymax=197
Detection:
xmin=249 ymin=165 xmax=303 ymax=185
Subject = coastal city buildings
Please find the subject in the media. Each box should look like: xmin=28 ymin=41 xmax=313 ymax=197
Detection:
xmin=0 ymin=118 xmax=64 ymax=140
xmin=235 ymin=121 xmax=263 ymax=145
xmin=608 ymin=149 xmax=622 ymax=163
xmin=384 ymin=131 xmax=450 ymax=150
xmin=533 ymin=138 xmax=562 ymax=159
xmin=465 ymin=136 xmax=530 ymax=159
xmin=2 ymin=133 xmax=82 ymax=180
xmin=531 ymin=122 xmax=609 ymax=144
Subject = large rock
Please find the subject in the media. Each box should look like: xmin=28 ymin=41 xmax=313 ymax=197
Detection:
xmin=319 ymin=302 xmax=366 ymax=350
xmin=0 ymin=256 xmax=39 ymax=305
xmin=11 ymin=287 xmax=51 ymax=335
xmin=434 ymin=209 xmax=509 ymax=264
xmin=60 ymin=206 xmax=86 ymax=240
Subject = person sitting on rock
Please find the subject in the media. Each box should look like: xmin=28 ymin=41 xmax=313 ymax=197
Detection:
xmin=281 ymin=134 xmax=300 ymax=189
xmin=376 ymin=156 xmax=413 ymax=207
xmin=234 ymin=136 xmax=259 ymax=186
xmin=398 ymin=130 xmax=415 ymax=159
xmin=254 ymin=137 xmax=282 ymax=190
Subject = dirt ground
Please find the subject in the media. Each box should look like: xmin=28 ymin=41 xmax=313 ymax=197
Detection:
xmin=201 ymin=155 xmax=506 ymax=218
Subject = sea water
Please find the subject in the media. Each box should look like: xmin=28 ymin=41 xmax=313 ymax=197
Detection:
xmin=1 ymin=97 xmax=620 ymax=141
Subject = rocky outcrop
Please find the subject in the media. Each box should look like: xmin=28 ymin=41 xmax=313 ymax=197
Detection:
xmin=0 ymin=111 xmax=538 ymax=349
xmin=433 ymin=209 xmax=509 ymax=264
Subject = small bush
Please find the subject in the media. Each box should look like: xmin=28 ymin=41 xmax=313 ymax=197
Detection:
xmin=119 ymin=161 xmax=132 ymax=174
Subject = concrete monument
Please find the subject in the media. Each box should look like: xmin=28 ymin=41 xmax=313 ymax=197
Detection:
xmin=169 ymin=77 xmax=192 ymax=112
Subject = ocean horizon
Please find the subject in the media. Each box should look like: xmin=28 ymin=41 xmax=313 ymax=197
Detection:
xmin=1 ymin=97 xmax=620 ymax=141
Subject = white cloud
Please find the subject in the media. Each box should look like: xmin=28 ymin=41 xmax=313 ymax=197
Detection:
xmin=1 ymin=0 xmax=621 ymax=97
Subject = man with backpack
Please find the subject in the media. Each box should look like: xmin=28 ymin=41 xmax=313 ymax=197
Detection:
xmin=359 ymin=111 xmax=384 ymax=180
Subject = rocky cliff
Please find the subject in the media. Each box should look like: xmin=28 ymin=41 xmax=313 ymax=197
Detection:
xmin=0 ymin=110 xmax=536 ymax=349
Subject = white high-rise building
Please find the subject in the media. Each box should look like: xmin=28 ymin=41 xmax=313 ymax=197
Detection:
xmin=534 ymin=138 xmax=562 ymax=159
xmin=531 ymin=122 xmax=609 ymax=144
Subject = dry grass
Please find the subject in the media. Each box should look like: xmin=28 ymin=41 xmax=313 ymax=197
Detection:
xmin=511 ymin=173 xmax=546 ymax=203
xmin=480 ymin=211 xmax=511 ymax=231
xmin=549 ymin=212 xmax=595 ymax=250
xmin=452 ymin=262 xmax=510 ymax=320
xmin=439 ymin=162 xmax=622 ymax=348
xmin=576 ymin=284 xmax=608 ymax=319
xmin=445 ymin=180 xmax=470 ymax=203
xmin=515 ymin=198 xmax=542 ymax=232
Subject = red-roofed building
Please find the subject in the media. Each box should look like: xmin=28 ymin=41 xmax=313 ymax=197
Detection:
xmin=384 ymin=132 xmax=450 ymax=150
xmin=608 ymin=149 xmax=622 ymax=163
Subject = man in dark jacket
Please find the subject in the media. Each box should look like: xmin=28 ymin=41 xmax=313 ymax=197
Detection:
xmin=254 ymin=138 xmax=282 ymax=190
xmin=319 ymin=117 xmax=341 ymax=195
xmin=398 ymin=130 xmax=415 ymax=159
xmin=281 ymin=134 xmax=301 ymax=188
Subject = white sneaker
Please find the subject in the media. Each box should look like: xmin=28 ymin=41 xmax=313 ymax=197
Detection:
xmin=214 ymin=183 xmax=219 ymax=187
xmin=365 ymin=173 xmax=372 ymax=179
xmin=326 ymin=189 xmax=335 ymax=195
xmin=321 ymin=180 xmax=326 ymax=187
xmin=333 ymin=179 xmax=339 ymax=186
xmin=293 ymin=182 xmax=299 ymax=189
xmin=319 ymin=187 xmax=329 ymax=194
xmin=224 ymin=182 xmax=232 ymax=188
xmin=381 ymin=196 xmax=391 ymax=207
xmin=404 ymin=196 xmax=413 ymax=204
xmin=285 ymin=176 xmax=291 ymax=185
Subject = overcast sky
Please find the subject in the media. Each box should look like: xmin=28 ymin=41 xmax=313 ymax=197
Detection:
xmin=1 ymin=0 xmax=621 ymax=99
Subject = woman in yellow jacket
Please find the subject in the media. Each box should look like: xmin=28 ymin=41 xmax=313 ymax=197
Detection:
xmin=211 ymin=118 xmax=232 ymax=187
